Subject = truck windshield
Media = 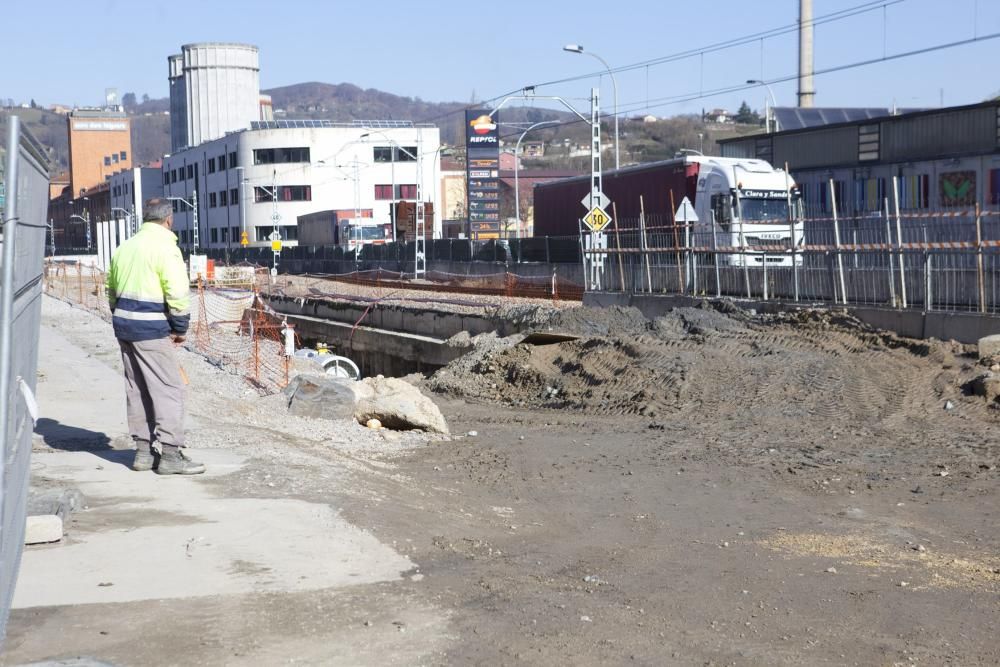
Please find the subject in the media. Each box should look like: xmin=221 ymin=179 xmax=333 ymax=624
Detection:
xmin=351 ymin=226 xmax=386 ymax=241
xmin=739 ymin=197 xmax=789 ymax=223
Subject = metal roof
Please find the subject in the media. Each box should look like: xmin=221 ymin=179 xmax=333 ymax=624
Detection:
xmin=772 ymin=106 xmax=925 ymax=131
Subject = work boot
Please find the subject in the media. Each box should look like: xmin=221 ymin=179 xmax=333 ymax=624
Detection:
xmin=155 ymin=445 xmax=206 ymax=475
xmin=131 ymin=439 xmax=159 ymax=472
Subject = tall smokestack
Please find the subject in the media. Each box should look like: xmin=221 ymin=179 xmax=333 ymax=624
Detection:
xmin=798 ymin=0 xmax=815 ymax=107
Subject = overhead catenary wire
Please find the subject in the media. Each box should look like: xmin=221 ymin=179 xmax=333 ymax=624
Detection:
xmin=412 ymin=0 xmax=912 ymax=129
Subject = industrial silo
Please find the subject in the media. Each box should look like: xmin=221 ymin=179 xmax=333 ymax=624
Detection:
xmin=180 ymin=42 xmax=261 ymax=148
xmin=168 ymin=54 xmax=188 ymax=151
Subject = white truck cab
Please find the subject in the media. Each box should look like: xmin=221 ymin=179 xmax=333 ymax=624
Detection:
xmin=693 ymin=157 xmax=803 ymax=267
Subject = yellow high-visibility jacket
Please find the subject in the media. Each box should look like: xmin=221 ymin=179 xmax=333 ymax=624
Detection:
xmin=106 ymin=222 xmax=190 ymax=341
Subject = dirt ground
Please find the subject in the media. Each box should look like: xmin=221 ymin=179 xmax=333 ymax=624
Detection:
xmin=6 ymin=296 xmax=1000 ymax=665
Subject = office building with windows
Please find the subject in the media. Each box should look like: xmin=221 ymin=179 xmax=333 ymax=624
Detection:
xmin=109 ymin=164 xmax=165 ymax=229
xmin=161 ymin=120 xmax=441 ymax=250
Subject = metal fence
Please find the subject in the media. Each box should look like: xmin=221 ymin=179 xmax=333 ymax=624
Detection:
xmin=585 ymin=200 xmax=1000 ymax=315
xmin=0 ymin=117 xmax=50 ymax=643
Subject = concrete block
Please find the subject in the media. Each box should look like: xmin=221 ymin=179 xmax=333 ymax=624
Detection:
xmin=978 ymin=334 xmax=1000 ymax=360
xmin=25 ymin=514 xmax=63 ymax=544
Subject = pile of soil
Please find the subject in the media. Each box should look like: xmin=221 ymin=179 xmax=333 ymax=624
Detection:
xmin=428 ymin=301 xmax=997 ymax=457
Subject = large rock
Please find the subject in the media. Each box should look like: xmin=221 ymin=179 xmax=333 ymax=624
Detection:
xmin=25 ymin=514 xmax=63 ymax=545
xmin=978 ymin=334 xmax=1000 ymax=361
xmin=352 ymin=376 xmax=449 ymax=434
xmin=282 ymin=374 xmax=356 ymax=420
xmin=972 ymin=372 xmax=1000 ymax=404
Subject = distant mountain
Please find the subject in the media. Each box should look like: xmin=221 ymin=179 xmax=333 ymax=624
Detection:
xmin=5 ymin=81 xmax=752 ymax=180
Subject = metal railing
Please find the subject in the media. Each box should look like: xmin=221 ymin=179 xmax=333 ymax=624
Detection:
xmin=585 ymin=202 xmax=1000 ymax=315
xmin=0 ymin=117 xmax=51 ymax=643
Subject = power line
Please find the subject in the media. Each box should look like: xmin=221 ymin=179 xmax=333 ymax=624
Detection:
xmin=415 ymin=0 xmax=910 ymax=128
xmin=493 ymin=30 xmax=1000 ymax=140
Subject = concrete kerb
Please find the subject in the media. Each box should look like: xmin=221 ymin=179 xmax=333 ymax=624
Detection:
xmin=584 ymin=292 xmax=1000 ymax=345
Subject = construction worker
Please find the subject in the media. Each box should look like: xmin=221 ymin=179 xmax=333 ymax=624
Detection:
xmin=106 ymin=198 xmax=204 ymax=475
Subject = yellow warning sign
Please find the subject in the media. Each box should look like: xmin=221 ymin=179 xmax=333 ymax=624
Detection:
xmin=240 ymin=231 xmax=249 ymax=247
xmin=582 ymin=206 xmax=612 ymax=232
xmin=271 ymin=239 xmax=282 ymax=252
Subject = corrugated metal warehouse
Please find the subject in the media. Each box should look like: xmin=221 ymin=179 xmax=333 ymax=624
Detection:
xmin=719 ymin=101 xmax=1000 ymax=217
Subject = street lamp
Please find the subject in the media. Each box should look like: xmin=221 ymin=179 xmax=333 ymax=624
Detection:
xmin=746 ymin=79 xmax=778 ymax=133
xmin=564 ymin=44 xmax=619 ymax=170
xmin=111 ymin=206 xmax=134 ymax=236
xmin=165 ymin=193 xmax=199 ymax=251
xmin=512 ymin=120 xmax=558 ymax=240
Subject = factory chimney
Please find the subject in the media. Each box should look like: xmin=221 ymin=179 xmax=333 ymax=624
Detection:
xmin=797 ymin=0 xmax=816 ymax=107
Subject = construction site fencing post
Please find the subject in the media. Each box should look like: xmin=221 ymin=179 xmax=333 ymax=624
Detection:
xmin=975 ymin=203 xmax=986 ymax=313
xmin=0 ymin=117 xmax=51 ymax=645
xmin=883 ymin=197 xmax=897 ymax=308
xmin=785 ymin=162 xmax=800 ymax=302
xmin=639 ymin=197 xmax=652 ymax=293
xmin=612 ymin=202 xmax=625 ymax=292
xmin=829 ymin=179 xmax=847 ymax=305
xmin=892 ymin=177 xmax=908 ymax=308
xmin=923 ymin=226 xmax=932 ymax=311
xmin=712 ymin=216 xmax=722 ymax=298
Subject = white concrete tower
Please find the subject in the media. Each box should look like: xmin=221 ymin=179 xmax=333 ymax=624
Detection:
xmin=180 ymin=43 xmax=261 ymax=148
xmin=168 ymin=54 xmax=188 ymax=151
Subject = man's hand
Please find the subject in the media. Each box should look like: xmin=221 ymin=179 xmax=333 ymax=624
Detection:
xmin=171 ymin=334 xmax=186 ymax=345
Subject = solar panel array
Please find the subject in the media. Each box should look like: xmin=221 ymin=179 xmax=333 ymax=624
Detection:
xmin=772 ymin=107 xmax=926 ymax=132
xmin=249 ymin=119 xmax=419 ymax=130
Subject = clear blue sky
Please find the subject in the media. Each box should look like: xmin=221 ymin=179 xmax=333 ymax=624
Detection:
xmin=6 ymin=0 xmax=999 ymax=118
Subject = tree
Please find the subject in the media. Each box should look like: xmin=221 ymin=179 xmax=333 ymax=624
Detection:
xmin=122 ymin=92 xmax=137 ymax=109
xmin=141 ymin=93 xmax=150 ymax=104
xmin=30 ymin=99 xmax=37 ymax=109
xmin=734 ymin=101 xmax=760 ymax=125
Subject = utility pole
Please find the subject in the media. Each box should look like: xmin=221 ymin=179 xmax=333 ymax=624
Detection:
xmin=191 ymin=189 xmax=199 ymax=252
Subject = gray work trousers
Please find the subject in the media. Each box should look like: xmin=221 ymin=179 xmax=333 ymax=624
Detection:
xmin=118 ymin=337 xmax=186 ymax=448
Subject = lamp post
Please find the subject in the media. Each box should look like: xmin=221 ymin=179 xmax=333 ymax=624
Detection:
xmin=165 ymin=193 xmax=198 ymax=252
xmin=68 ymin=211 xmax=91 ymax=251
xmin=564 ymin=44 xmax=619 ymax=170
xmin=111 ymin=206 xmax=133 ymax=237
xmin=360 ymin=130 xmax=403 ymax=243
xmin=513 ymin=120 xmax=558 ymax=239
xmin=746 ymin=79 xmax=778 ymax=133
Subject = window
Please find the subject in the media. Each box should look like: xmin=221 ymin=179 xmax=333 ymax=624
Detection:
xmin=374 ymin=184 xmax=417 ymax=200
xmin=279 ymin=185 xmax=310 ymax=201
xmin=853 ymin=177 xmax=886 ymax=212
xmin=120 ymin=151 xmax=127 ymax=161
xmin=219 ymin=190 xmax=228 ymax=207
xmin=185 ymin=164 xmax=192 ymax=180
xmin=990 ymin=169 xmax=1000 ymax=206
xmin=112 ymin=153 xmax=119 ymax=163
xmin=231 ymin=226 xmax=240 ymax=242
xmin=218 ymin=155 xmax=227 ymax=171
xmin=164 ymin=172 xmax=170 ymax=186
xmin=171 ymin=200 xmax=178 ymax=213
xmin=104 ymin=156 xmax=112 ymax=166
xmin=819 ymin=180 xmax=846 ymax=214
xmin=229 ymin=152 xmax=238 ymax=169
xmin=858 ymin=124 xmax=880 ymax=162
xmin=254 ymin=185 xmax=310 ymax=202
xmin=230 ymin=188 xmax=239 ymax=205
xmin=209 ymin=192 xmax=217 ymax=208
xmin=252 ymin=147 xmax=310 ymax=164
xmin=170 ymin=169 xmax=177 ymax=183
xmin=210 ymin=228 xmax=218 ymax=243
xmin=124 ymin=182 xmax=129 ymax=194
xmin=208 ymin=157 xmax=215 ymax=174
xmin=221 ymin=227 xmax=229 ymax=242
xmin=373 ymin=146 xmax=417 ymax=162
